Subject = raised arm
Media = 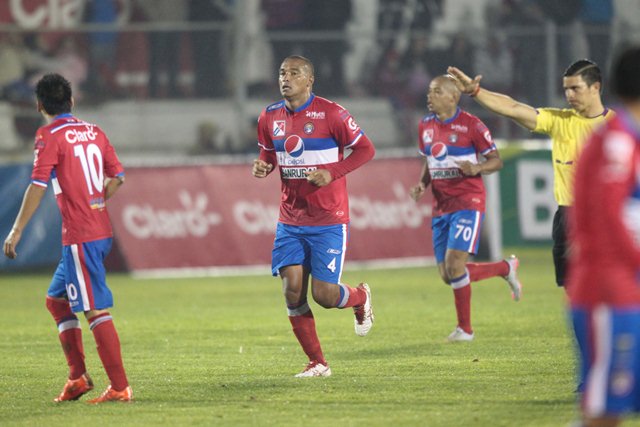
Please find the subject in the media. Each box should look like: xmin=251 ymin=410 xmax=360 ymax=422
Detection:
xmin=447 ymin=66 xmax=539 ymax=131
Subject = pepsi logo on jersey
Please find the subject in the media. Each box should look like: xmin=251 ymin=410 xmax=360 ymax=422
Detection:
xmin=284 ymin=135 xmax=305 ymax=158
xmin=431 ymin=142 xmax=448 ymax=161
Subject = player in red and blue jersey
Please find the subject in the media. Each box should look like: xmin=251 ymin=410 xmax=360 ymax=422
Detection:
xmin=252 ymin=55 xmax=375 ymax=377
xmin=410 ymin=75 xmax=522 ymax=342
xmin=568 ymin=47 xmax=640 ymax=427
xmin=3 ymin=74 xmax=131 ymax=403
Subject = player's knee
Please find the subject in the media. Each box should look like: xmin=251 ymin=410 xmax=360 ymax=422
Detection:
xmin=310 ymin=284 xmax=335 ymax=308
xmin=444 ymin=264 xmax=465 ymax=283
xmin=310 ymin=289 xmax=333 ymax=308
xmin=439 ymin=271 xmax=450 ymax=285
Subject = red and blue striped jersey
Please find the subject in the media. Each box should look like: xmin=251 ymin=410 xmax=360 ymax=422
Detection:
xmin=418 ymin=107 xmax=496 ymax=216
xmin=257 ymin=94 xmax=372 ymax=225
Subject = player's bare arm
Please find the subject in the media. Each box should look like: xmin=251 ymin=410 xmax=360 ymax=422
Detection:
xmin=410 ymin=160 xmax=431 ymax=201
xmin=447 ymin=66 xmax=538 ymax=131
xmin=252 ymin=159 xmax=274 ymax=178
xmin=3 ymin=184 xmax=47 ymax=259
xmin=104 ymin=176 xmax=125 ymax=200
xmin=457 ymin=151 xmax=503 ymax=176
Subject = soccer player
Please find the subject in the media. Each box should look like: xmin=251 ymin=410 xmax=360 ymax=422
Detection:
xmin=409 ymin=75 xmax=522 ymax=342
xmin=568 ymin=46 xmax=640 ymax=427
xmin=447 ymin=61 xmax=614 ymax=289
xmin=2 ymin=74 xmax=132 ymax=403
xmin=252 ymin=55 xmax=375 ymax=377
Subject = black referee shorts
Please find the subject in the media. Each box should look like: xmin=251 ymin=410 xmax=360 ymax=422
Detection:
xmin=551 ymin=206 xmax=569 ymax=287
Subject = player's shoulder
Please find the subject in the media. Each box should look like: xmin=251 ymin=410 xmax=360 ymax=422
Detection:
xmin=264 ymin=99 xmax=286 ymax=114
xmin=456 ymin=108 xmax=483 ymax=123
xmin=420 ymin=113 xmax=437 ymax=124
xmin=456 ymin=108 xmax=490 ymax=131
xmin=312 ymin=95 xmax=346 ymax=115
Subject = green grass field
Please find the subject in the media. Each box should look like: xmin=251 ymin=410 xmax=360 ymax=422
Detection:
xmin=1 ymin=247 xmax=638 ymax=427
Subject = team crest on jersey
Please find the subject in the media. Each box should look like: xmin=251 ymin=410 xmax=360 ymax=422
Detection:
xmin=431 ymin=142 xmax=448 ymax=161
xmin=422 ymin=129 xmax=433 ymax=144
xmin=303 ymin=122 xmax=314 ymax=134
xmin=448 ymin=134 xmax=458 ymax=144
xmin=284 ymin=135 xmax=305 ymax=158
xmin=273 ymin=120 xmax=286 ymax=137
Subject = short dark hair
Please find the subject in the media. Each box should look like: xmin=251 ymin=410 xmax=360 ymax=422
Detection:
xmin=611 ymin=47 xmax=640 ymax=101
xmin=563 ymin=59 xmax=602 ymax=87
xmin=282 ymin=55 xmax=315 ymax=76
xmin=35 ymin=73 xmax=72 ymax=115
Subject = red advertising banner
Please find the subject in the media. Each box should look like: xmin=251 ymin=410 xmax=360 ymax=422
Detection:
xmin=107 ymin=158 xmax=434 ymax=275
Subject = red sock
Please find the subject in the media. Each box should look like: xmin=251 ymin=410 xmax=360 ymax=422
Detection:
xmin=288 ymin=311 xmax=326 ymax=365
xmin=46 ymin=297 xmax=86 ymax=379
xmin=453 ymin=286 xmax=472 ymax=334
xmin=450 ymin=272 xmax=472 ymax=334
xmin=466 ymin=261 xmax=509 ymax=282
xmin=335 ymin=283 xmax=367 ymax=308
xmin=89 ymin=313 xmax=129 ymax=391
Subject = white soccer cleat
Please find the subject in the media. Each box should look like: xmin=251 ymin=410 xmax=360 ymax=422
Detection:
xmin=504 ymin=254 xmax=522 ymax=302
xmin=447 ymin=326 xmax=474 ymax=342
xmin=294 ymin=361 xmax=332 ymax=378
xmin=354 ymin=283 xmax=374 ymax=336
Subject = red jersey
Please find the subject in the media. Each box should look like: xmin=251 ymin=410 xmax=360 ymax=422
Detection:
xmin=568 ymin=110 xmax=640 ymax=307
xmin=257 ymin=94 xmax=374 ymax=225
xmin=31 ymin=114 xmax=124 ymax=245
xmin=418 ymin=108 xmax=496 ymax=216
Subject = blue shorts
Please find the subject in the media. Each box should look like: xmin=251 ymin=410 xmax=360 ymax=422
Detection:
xmin=432 ymin=210 xmax=484 ymax=263
xmin=572 ymin=306 xmax=640 ymax=417
xmin=47 ymin=238 xmax=114 ymax=313
xmin=271 ymin=223 xmax=348 ymax=284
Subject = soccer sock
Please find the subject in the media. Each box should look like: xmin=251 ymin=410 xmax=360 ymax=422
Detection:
xmin=89 ymin=313 xmax=129 ymax=391
xmin=287 ymin=301 xmax=326 ymax=365
xmin=334 ymin=283 xmax=367 ymax=308
xmin=450 ymin=272 xmax=472 ymax=334
xmin=466 ymin=260 xmax=509 ymax=282
xmin=46 ymin=296 xmax=86 ymax=380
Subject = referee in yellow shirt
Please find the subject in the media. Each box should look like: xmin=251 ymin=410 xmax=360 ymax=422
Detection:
xmin=447 ymin=60 xmax=614 ymax=288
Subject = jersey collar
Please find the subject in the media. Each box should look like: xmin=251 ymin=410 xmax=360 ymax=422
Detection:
xmin=287 ymin=93 xmax=315 ymax=113
xmin=54 ymin=113 xmax=74 ymax=120
xmin=435 ymin=107 xmax=460 ymax=124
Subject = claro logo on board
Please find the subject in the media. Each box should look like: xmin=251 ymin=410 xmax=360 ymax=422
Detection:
xmin=122 ymin=191 xmax=221 ymax=239
xmin=120 ymin=182 xmax=432 ymax=240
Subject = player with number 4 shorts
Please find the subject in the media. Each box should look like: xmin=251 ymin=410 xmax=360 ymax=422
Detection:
xmin=410 ymin=75 xmax=522 ymax=342
xmin=253 ymin=55 xmax=375 ymax=377
xmin=3 ymin=74 xmax=131 ymax=403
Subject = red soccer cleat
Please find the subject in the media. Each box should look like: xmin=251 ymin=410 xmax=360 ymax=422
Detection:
xmin=54 ymin=373 xmax=94 ymax=402
xmin=87 ymin=385 xmax=133 ymax=404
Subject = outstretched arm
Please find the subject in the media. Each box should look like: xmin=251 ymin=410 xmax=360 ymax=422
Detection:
xmin=3 ymin=184 xmax=47 ymax=259
xmin=447 ymin=66 xmax=539 ymax=131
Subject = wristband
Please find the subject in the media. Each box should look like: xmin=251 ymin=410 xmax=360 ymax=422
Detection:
xmin=470 ymin=85 xmax=481 ymax=97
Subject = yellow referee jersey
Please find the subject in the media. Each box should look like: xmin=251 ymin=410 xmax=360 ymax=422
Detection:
xmin=533 ymin=107 xmax=615 ymax=206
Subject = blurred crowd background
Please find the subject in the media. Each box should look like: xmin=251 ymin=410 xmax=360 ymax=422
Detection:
xmin=0 ymin=0 xmax=639 ymax=157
